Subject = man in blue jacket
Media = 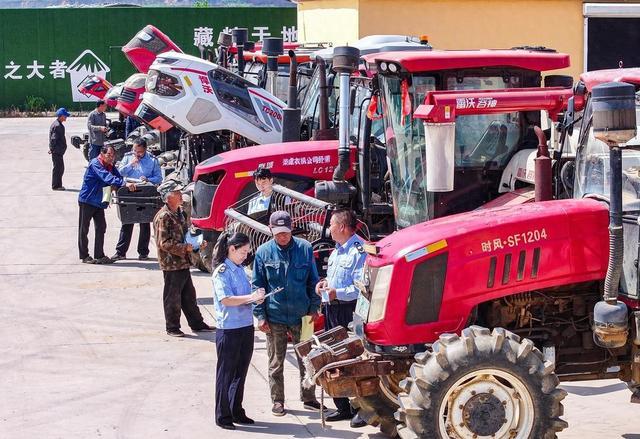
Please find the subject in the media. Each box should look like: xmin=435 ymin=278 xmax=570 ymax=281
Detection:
xmin=253 ymin=211 xmax=323 ymax=417
xmin=111 ymin=138 xmax=162 ymax=261
xmin=78 ymin=145 xmax=136 ymax=264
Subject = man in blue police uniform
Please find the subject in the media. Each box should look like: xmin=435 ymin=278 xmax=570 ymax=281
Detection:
xmin=111 ymin=138 xmax=162 ymax=261
xmin=247 ymin=167 xmax=274 ymax=216
xmin=315 ymin=209 xmax=368 ymax=426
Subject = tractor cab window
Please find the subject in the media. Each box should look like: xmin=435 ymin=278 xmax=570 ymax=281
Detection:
xmin=300 ymin=66 xmax=338 ymax=134
xmin=445 ymin=76 xmax=521 ymax=168
xmin=380 ymin=75 xmax=436 ymax=228
xmin=574 ymin=93 xmax=640 ymax=209
xmin=209 ymin=67 xmax=257 ymax=116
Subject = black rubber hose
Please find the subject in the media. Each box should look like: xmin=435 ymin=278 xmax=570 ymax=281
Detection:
xmin=604 ymin=146 xmax=624 ymax=302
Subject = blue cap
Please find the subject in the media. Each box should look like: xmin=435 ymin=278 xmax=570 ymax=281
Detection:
xmin=56 ymin=108 xmax=70 ymax=118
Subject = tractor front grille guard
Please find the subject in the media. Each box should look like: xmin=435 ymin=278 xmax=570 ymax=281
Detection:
xmin=223 ymin=184 xmax=333 ymax=252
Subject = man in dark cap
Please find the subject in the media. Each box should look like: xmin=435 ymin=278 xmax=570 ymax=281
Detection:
xmin=252 ymin=210 xmax=323 ymax=416
xmin=153 ymin=179 xmax=215 ymax=337
xmin=49 ymin=108 xmax=70 ymax=191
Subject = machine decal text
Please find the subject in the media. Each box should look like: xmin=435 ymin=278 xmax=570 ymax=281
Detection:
xmin=481 ymin=228 xmax=548 ymax=252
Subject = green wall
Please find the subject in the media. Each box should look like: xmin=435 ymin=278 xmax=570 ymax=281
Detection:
xmin=0 ymin=7 xmax=296 ymax=111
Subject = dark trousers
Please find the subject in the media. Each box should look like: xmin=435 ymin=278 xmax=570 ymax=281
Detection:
xmin=78 ymin=202 xmax=107 ymax=260
xmin=162 ymin=269 xmax=205 ymax=331
xmin=51 ymin=152 xmax=64 ymax=189
xmin=115 ymin=223 xmax=150 ymax=257
xmin=89 ymin=143 xmax=101 ymax=161
xmin=324 ymin=301 xmax=357 ymax=413
xmin=215 ymin=325 xmax=254 ymax=425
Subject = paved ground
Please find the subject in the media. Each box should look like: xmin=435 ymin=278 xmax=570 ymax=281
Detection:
xmin=0 ymin=117 xmax=638 ymax=439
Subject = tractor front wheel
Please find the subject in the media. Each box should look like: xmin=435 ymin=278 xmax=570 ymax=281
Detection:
xmin=395 ymin=326 xmax=568 ymax=439
xmin=351 ymin=373 xmax=405 ymax=437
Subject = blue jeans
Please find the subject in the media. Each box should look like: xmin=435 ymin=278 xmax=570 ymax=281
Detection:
xmin=89 ymin=143 xmax=101 ymax=161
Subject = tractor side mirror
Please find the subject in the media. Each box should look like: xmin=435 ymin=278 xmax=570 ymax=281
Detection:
xmin=424 ymin=122 xmax=456 ymax=192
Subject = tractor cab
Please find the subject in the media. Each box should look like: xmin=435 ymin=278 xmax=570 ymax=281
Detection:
xmin=363 ymin=49 xmax=570 ymax=229
xmin=299 ymin=35 xmax=431 ymax=140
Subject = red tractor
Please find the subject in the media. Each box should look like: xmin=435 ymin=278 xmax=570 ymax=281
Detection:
xmin=190 ymin=47 xmax=571 ymax=271
xmin=293 ymin=68 xmax=640 ymax=438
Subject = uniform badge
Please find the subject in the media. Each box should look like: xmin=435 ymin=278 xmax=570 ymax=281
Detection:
xmin=354 ymin=242 xmax=364 ymax=254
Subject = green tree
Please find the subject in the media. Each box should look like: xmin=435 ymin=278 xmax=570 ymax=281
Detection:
xmin=193 ymin=0 xmax=208 ymax=7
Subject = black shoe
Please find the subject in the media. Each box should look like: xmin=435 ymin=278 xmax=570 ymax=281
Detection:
xmin=81 ymin=256 xmax=95 ymax=264
xmin=94 ymin=256 xmax=114 ymax=265
xmin=110 ymin=253 xmax=125 ymax=261
xmin=52 ymin=186 xmax=66 ymax=191
xmin=350 ymin=412 xmax=367 ymax=428
xmin=166 ymin=329 xmax=185 ymax=337
xmin=138 ymin=254 xmax=149 ymax=260
xmin=192 ymin=323 xmax=215 ymax=332
xmin=217 ymin=422 xmax=236 ymax=430
xmin=325 ymin=410 xmax=352 ymax=422
xmin=272 ymin=402 xmax=285 ymax=416
xmin=303 ymin=400 xmax=324 ymax=411
xmin=233 ymin=415 xmax=255 ymax=425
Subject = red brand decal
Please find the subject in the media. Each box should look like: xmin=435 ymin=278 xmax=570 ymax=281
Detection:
xmin=262 ymin=105 xmax=282 ymax=121
xmin=198 ymin=75 xmax=213 ymax=94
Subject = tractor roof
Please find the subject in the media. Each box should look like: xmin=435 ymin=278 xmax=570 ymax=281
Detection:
xmin=579 ymin=67 xmax=640 ymax=91
xmin=363 ymin=49 xmax=570 ymax=73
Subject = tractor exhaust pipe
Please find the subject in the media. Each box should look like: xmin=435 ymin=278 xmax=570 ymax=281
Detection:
xmin=591 ymin=81 xmax=637 ymax=349
xmin=232 ymin=28 xmax=248 ymax=77
xmin=534 ymin=126 xmax=552 ymax=202
xmin=332 ymin=46 xmax=360 ymax=181
xmin=262 ymin=37 xmax=284 ymax=98
xmin=217 ymin=32 xmax=232 ymax=69
xmin=312 ymin=57 xmax=337 ymax=141
xmin=282 ymin=50 xmax=301 ymax=142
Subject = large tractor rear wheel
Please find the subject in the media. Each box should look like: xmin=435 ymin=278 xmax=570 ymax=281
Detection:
xmin=352 ymin=374 xmax=405 ymax=436
xmin=395 ymin=326 xmax=567 ymax=439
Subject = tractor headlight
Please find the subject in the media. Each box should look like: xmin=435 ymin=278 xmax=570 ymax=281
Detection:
xmin=367 ymin=264 xmax=393 ymax=322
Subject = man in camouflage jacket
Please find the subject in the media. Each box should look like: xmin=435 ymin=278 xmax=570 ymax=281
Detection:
xmin=153 ymin=179 xmax=214 ymax=337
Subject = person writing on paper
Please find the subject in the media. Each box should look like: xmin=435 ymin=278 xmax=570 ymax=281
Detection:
xmin=212 ymin=232 xmax=265 ymax=430
xmin=315 ymin=209 xmax=367 ymax=426
xmin=78 ymin=145 xmax=136 ymax=265
xmin=252 ymin=210 xmax=323 ymax=417
xmin=111 ymin=138 xmax=162 ymax=262
xmin=153 ymin=179 xmax=215 ymax=337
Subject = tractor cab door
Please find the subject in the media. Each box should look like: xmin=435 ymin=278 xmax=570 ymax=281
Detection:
xmin=574 ymin=93 xmax=640 ymax=300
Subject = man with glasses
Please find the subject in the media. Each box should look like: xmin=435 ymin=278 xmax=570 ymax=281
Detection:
xmin=111 ymin=138 xmax=162 ymax=261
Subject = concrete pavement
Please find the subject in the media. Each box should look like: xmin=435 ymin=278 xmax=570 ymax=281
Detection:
xmin=0 ymin=117 xmax=637 ymax=439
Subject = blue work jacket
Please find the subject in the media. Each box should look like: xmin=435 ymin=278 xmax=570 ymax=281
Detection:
xmin=252 ymin=237 xmax=321 ymax=326
xmin=78 ymin=158 xmax=125 ymax=208
xmin=325 ymin=234 xmax=366 ymax=302
xmin=118 ymin=151 xmax=162 ymax=185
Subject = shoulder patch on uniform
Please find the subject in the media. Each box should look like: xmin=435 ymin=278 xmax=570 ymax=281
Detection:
xmin=354 ymin=241 xmax=364 ymax=254
xmin=217 ymin=263 xmax=226 ymax=273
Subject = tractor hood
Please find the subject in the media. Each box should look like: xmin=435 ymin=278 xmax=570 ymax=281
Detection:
xmin=362 ymin=198 xmax=610 ymax=346
xmin=191 ymin=139 xmax=357 ymax=231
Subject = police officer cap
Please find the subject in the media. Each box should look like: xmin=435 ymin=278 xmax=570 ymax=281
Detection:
xmin=158 ymin=178 xmax=184 ymax=201
xmin=254 ymin=167 xmax=272 ymax=180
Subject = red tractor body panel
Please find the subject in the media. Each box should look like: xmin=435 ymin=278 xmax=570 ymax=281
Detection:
xmin=363 ymin=49 xmax=570 ymax=73
xmin=191 ymin=140 xmax=356 ymax=230
xmin=364 ymin=199 xmax=610 ymax=346
xmin=122 ymin=25 xmax=183 ymax=74
xmin=579 ymin=67 xmax=640 ymax=91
